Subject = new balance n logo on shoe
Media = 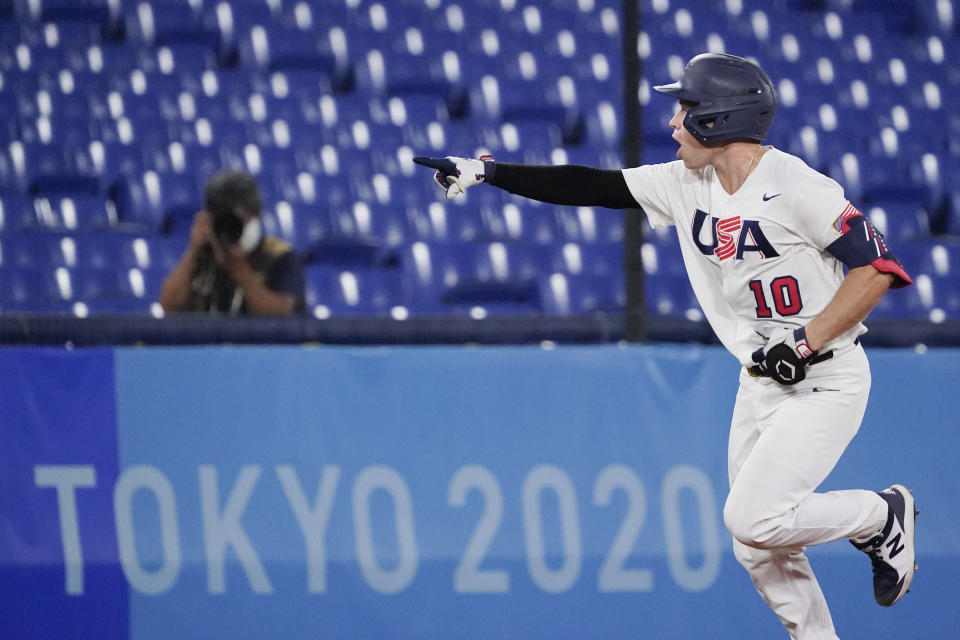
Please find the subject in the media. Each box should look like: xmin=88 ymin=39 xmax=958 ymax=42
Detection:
xmin=886 ymin=532 xmax=905 ymax=559
xmin=851 ymin=485 xmax=916 ymax=607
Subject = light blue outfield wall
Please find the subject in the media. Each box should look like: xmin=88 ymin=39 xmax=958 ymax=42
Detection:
xmin=1 ymin=344 xmax=956 ymax=639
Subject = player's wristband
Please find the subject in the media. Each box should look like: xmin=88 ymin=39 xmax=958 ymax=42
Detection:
xmin=483 ymin=160 xmax=496 ymax=181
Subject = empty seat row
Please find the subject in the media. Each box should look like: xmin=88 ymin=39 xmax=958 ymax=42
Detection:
xmin=5 ymin=250 xmax=959 ymax=321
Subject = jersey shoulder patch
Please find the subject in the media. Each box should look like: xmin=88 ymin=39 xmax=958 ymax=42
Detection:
xmin=832 ymin=202 xmax=862 ymax=235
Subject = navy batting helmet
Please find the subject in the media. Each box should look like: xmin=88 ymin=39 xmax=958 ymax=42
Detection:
xmin=654 ymin=53 xmax=777 ymax=144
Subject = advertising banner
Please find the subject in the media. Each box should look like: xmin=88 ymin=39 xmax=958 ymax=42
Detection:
xmin=2 ymin=344 xmax=955 ymax=639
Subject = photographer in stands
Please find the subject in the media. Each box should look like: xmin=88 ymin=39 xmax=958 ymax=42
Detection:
xmin=159 ymin=170 xmax=305 ymax=315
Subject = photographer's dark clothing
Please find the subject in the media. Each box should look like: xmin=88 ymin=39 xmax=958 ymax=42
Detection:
xmin=188 ymin=237 xmax=306 ymax=314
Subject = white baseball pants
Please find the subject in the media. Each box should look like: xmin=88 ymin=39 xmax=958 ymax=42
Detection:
xmin=725 ymin=344 xmax=889 ymax=640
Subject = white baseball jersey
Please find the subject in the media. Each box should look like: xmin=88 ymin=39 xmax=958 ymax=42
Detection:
xmin=621 ymin=147 xmax=865 ymax=365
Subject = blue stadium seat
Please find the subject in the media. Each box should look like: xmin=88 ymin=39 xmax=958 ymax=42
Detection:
xmin=329 ymin=201 xmax=411 ymax=247
xmin=0 ymin=192 xmax=37 ymax=232
xmin=272 ymin=199 xmax=403 ymax=268
xmin=641 ymin=100 xmax=677 ymax=145
xmin=66 ymin=265 xmax=164 ymax=308
xmin=225 ymin=143 xmax=298 ymax=187
xmin=554 ymin=206 xmax=624 ymax=243
xmin=869 ymin=273 xmax=928 ymax=319
xmin=553 ymin=241 xmax=622 ymax=276
xmin=356 ymin=48 xmax=446 ymax=95
xmin=66 ymin=232 xmax=160 ymax=270
xmin=929 ymin=274 xmax=960 ymax=319
xmin=557 ymin=145 xmax=623 ymax=169
xmin=17 ymin=113 xmax=101 ymax=150
xmin=114 ymin=170 xmax=202 ymax=233
xmin=440 ymin=120 xmax=502 ymax=158
xmin=268 ymin=170 xmax=352 ymax=209
xmin=645 ymin=272 xmax=701 ymax=317
xmin=88 ymin=140 xmax=148 ymax=190
xmin=139 ymin=234 xmax=187 ymax=271
xmin=202 ymin=0 xmax=278 ymax=63
xmin=66 ymin=265 xmax=130 ymax=300
xmin=497 ymin=119 xmax=566 ymax=156
xmin=866 ymin=204 xmax=930 ymax=245
xmin=354 ymin=48 xmax=465 ymax=117
xmin=928 ymin=242 xmax=960 ymax=276
xmin=233 ymin=93 xmax=307 ymax=127
xmin=258 ymin=198 xmax=324 ymax=249
xmin=947 ymin=191 xmax=960 ymax=237
xmin=7 ymin=40 xmax=82 ymax=74
xmin=0 ymin=265 xmax=65 ymax=306
xmin=889 ymin=241 xmax=938 ymax=278
xmin=17 ymin=0 xmax=112 ymax=25
xmin=149 ymin=141 xmax=225 ymax=179
xmin=174 ymin=115 xmax=250 ymax=155
xmin=124 ymin=0 xmax=220 ymax=49
xmin=405 ymin=200 xmax=487 ymax=243
xmin=31 ymin=87 xmax=98 ymax=122
xmin=471 ymin=76 xmax=586 ymax=146
xmin=0 ymin=93 xmax=20 ymax=133
xmin=28 ymin=193 xmax=116 ymax=230
xmin=399 ymin=240 xmax=549 ymax=312
xmin=859 ymin=155 xmax=932 ymax=209
xmin=302 ymin=234 xmax=390 ymax=270
xmin=195 ymin=67 xmax=261 ymax=102
xmin=304 ymin=265 xmax=407 ymax=318
xmin=237 ymin=25 xmax=350 ymax=93
xmin=9 ymin=141 xmax=101 ymax=194
xmin=80 ymin=296 xmax=159 ymax=314
xmin=111 ymin=88 xmax=178 ymax=123
xmin=537 ymin=271 xmax=625 ymax=315
xmin=474 ymin=199 xmax=560 ymax=244
xmin=0 ymin=232 xmax=61 ymax=268
xmin=0 ymin=0 xmax=953 ymax=322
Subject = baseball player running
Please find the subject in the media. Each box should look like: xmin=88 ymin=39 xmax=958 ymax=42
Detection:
xmin=415 ymin=53 xmax=917 ymax=639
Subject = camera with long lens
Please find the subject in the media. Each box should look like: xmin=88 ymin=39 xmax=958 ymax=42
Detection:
xmin=210 ymin=207 xmax=245 ymax=246
xmin=203 ymin=170 xmax=262 ymax=247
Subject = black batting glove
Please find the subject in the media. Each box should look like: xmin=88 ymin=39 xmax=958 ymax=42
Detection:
xmin=751 ymin=326 xmax=816 ymax=385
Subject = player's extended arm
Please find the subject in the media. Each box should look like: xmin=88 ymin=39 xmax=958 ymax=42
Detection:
xmin=488 ymin=162 xmax=639 ymax=209
xmin=804 ymin=265 xmax=894 ymax=352
xmin=413 ymin=156 xmax=639 ymax=209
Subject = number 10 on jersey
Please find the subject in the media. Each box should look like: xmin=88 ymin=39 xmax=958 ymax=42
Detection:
xmin=748 ymin=276 xmax=803 ymax=318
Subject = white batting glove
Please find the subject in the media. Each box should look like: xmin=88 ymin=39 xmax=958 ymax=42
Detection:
xmin=751 ymin=326 xmax=816 ymax=385
xmin=413 ymin=155 xmax=493 ymax=199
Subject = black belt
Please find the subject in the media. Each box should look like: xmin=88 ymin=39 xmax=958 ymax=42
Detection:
xmin=747 ymin=338 xmax=859 ymax=378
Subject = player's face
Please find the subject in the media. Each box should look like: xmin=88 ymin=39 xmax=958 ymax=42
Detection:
xmin=669 ymin=102 xmax=714 ymax=169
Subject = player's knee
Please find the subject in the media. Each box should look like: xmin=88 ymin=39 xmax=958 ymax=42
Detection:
xmin=723 ymin=495 xmax=779 ymax=549
xmin=723 ymin=498 xmax=751 ymax=544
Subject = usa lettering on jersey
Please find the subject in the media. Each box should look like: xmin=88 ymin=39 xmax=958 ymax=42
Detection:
xmin=692 ymin=209 xmax=780 ymax=261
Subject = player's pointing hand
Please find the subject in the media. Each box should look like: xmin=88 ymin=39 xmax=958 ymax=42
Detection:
xmin=414 ymin=155 xmax=493 ymax=199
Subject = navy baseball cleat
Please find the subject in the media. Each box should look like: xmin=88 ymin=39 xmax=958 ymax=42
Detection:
xmin=851 ymin=485 xmax=918 ymax=607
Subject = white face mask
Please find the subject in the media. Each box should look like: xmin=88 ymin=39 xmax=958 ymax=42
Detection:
xmin=237 ymin=218 xmax=262 ymax=253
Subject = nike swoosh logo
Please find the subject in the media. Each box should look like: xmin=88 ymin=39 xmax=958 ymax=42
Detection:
xmin=812 ymin=387 xmax=840 ymax=392
xmin=762 ymin=193 xmax=781 ymax=201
